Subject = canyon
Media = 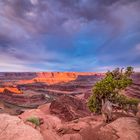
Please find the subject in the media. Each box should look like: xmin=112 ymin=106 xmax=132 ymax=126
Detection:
xmin=0 ymin=72 xmax=140 ymax=112
xmin=0 ymin=72 xmax=140 ymax=140
xmin=0 ymin=72 xmax=103 ymax=110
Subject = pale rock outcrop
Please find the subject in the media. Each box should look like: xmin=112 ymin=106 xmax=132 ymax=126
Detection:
xmin=0 ymin=114 xmax=43 ymax=140
xmin=101 ymin=100 xmax=113 ymax=122
xmin=99 ymin=117 xmax=140 ymax=140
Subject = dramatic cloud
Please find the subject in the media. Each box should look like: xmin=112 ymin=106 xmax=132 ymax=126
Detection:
xmin=0 ymin=0 xmax=140 ymax=71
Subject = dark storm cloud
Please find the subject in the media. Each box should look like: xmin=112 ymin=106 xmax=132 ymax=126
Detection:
xmin=0 ymin=34 xmax=13 ymax=48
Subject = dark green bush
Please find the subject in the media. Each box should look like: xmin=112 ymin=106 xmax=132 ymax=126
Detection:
xmin=26 ymin=116 xmax=40 ymax=126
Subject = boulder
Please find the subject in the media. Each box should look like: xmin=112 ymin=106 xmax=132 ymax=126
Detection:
xmin=19 ymin=109 xmax=62 ymax=129
xmin=99 ymin=117 xmax=140 ymax=140
xmin=0 ymin=114 xmax=43 ymax=140
xmin=50 ymin=95 xmax=90 ymax=121
xmin=19 ymin=109 xmax=62 ymax=140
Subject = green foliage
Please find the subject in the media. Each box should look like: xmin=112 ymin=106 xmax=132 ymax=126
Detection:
xmin=26 ymin=116 xmax=40 ymax=127
xmin=115 ymin=94 xmax=140 ymax=113
xmin=87 ymin=67 xmax=138 ymax=113
xmin=88 ymin=95 xmax=101 ymax=113
xmin=125 ymin=66 xmax=134 ymax=77
xmin=115 ymin=94 xmax=139 ymax=106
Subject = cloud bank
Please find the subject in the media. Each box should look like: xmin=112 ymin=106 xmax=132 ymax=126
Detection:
xmin=0 ymin=0 xmax=140 ymax=72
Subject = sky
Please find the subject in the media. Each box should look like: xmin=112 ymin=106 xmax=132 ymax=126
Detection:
xmin=0 ymin=0 xmax=140 ymax=72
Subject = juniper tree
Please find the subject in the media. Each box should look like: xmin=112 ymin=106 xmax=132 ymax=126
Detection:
xmin=88 ymin=67 xmax=139 ymax=113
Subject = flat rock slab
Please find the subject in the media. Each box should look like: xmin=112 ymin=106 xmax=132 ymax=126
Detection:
xmin=0 ymin=114 xmax=43 ymax=140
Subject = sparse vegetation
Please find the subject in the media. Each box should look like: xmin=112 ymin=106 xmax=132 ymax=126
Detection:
xmin=88 ymin=67 xmax=140 ymax=113
xmin=26 ymin=116 xmax=40 ymax=127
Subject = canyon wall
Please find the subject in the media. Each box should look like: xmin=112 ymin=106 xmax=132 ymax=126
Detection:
xmin=0 ymin=72 xmax=139 ymax=110
xmin=0 ymin=72 xmax=104 ymax=109
xmin=0 ymin=72 xmax=104 ymax=85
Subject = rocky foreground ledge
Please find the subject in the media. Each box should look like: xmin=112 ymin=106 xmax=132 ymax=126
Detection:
xmin=0 ymin=95 xmax=140 ymax=140
xmin=0 ymin=107 xmax=140 ymax=140
xmin=18 ymin=103 xmax=140 ymax=140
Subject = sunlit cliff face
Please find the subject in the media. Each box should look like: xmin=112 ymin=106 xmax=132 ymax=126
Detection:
xmin=0 ymin=72 xmax=102 ymax=95
xmin=0 ymin=87 xmax=22 ymax=94
xmin=1 ymin=72 xmax=104 ymax=85
xmin=32 ymin=72 xmax=94 ymax=84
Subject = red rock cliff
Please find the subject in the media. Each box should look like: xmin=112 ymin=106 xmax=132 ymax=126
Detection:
xmin=0 ymin=72 xmax=104 ymax=85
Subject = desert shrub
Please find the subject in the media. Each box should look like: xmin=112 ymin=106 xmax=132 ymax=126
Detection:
xmin=26 ymin=116 xmax=40 ymax=127
xmin=88 ymin=67 xmax=139 ymax=113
